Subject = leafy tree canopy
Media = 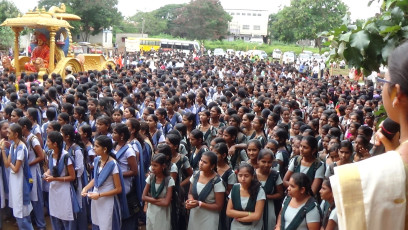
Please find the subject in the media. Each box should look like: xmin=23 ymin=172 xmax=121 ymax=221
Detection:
xmin=325 ymin=0 xmax=408 ymax=75
xmin=270 ymin=0 xmax=348 ymax=44
xmin=0 ymin=0 xmax=20 ymax=49
xmin=38 ymin=0 xmax=122 ymax=41
xmin=170 ymin=0 xmax=231 ymax=40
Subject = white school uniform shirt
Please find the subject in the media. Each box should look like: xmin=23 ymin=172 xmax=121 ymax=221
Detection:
xmin=49 ymin=150 xmax=74 ymax=221
xmin=8 ymin=144 xmax=33 ymax=218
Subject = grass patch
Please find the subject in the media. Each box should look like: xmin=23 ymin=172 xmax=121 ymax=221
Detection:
xmin=204 ymin=40 xmax=328 ymax=55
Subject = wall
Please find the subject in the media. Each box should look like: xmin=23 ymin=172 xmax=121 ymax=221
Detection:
xmin=115 ymin=33 xmax=147 ymax=53
xmin=225 ymin=9 xmax=269 ymax=40
xmin=72 ymin=29 xmax=113 ymax=48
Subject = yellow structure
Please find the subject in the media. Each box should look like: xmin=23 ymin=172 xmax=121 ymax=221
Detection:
xmin=1 ymin=4 xmax=115 ymax=79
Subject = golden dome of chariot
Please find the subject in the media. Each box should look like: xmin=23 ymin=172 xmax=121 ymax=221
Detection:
xmin=1 ymin=4 xmax=80 ymax=29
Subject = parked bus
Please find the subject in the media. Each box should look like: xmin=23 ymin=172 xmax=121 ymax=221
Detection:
xmin=139 ymin=38 xmax=161 ymax=52
xmin=160 ymin=39 xmax=200 ymax=54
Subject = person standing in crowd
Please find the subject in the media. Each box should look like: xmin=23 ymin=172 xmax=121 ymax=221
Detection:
xmin=226 ymin=163 xmax=266 ymax=230
xmin=1 ymin=124 xmax=34 ymax=230
xmin=142 ymin=153 xmax=174 ymax=230
xmin=81 ymin=135 xmax=128 ymax=230
xmin=18 ymin=118 xmax=46 ymax=230
xmin=186 ymin=151 xmax=225 ymax=230
xmin=276 ymin=173 xmax=321 ymax=230
xmin=255 ymin=149 xmax=283 ymax=230
xmin=43 ymin=131 xmax=77 ymax=230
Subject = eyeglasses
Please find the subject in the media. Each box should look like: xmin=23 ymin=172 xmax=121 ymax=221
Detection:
xmin=376 ymin=77 xmax=393 ymax=85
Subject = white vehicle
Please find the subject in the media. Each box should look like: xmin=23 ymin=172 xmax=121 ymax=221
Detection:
xmin=235 ymin=50 xmax=245 ymax=56
xmin=272 ymin=49 xmax=282 ymax=59
xmin=213 ymin=48 xmax=225 ymax=56
xmin=249 ymin=37 xmax=263 ymax=44
xmin=247 ymin=50 xmax=268 ymax=59
xmin=160 ymin=39 xmax=200 ymax=54
xmin=313 ymin=53 xmax=323 ymax=62
xmin=299 ymin=53 xmax=311 ymax=63
xmin=226 ymin=49 xmax=235 ymax=55
xmin=282 ymin=51 xmax=296 ymax=64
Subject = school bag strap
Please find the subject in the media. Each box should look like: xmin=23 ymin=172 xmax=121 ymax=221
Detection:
xmin=191 ymin=172 xmax=220 ymax=202
xmin=263 ymin=169 xmax=279 ymax=194
xmin=293 ymin=156 xmax=322 ymax=182
xmin=28 ymin=134 xmax=38 ymax=151
xmin=280 ymin=196 xmax=321 ymax=230
xmin=231 ymin=183 xmax=257 ymax=225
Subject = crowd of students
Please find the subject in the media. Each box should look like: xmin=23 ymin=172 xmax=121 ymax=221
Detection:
xmin=0 ymin=50 xmax=385 ymax=230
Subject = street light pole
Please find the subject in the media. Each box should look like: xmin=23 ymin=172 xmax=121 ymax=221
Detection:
xmin=141 ymin=18 xmax=145 ymax=38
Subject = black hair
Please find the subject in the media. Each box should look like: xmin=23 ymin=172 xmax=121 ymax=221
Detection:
xmin=190 ymin=129 xmax=204 ymax=145
xmin=48 ymin=121 xmax=61 ymax=132
xmin=80 ymin=125 xmax=93 ymax=143
xmin=151 ymin=153 xmax=170 ymax=177
xmin=237 ymin=163 xmax=261 ymax=199
xmin=302 ymin=135 xmax=318 ymax=155
xmin=18 ymin=117 xmax=32 ymax=131
xmin=156 ymin=144 xmax=172 ymax=162
xmin=166 ymin=133 xmax=181 ymax=149
xmin=61 ymin=124 xmax=80 ymax=144
xmin=213 ymin=142 xmax=228 ymax=163
xmin=48 ymin=131 xmax=64 ymax=176
xmin=9 ymin=123 xmax=25 ymax=144
xmin=339 ymin=140 xmax=353 ymax=153
xmin=74 ymin=106 xmax=89 ymax=123
xmin=388 ymin=41 xmax=408 ymax=95
xmin=247 ymin=139 xmax=262 ymax=151
xmin=95 ymin=135 xmax=116 ymax=159
xmin=113 ymin=123 xmax=130 ymax=143
xmin=291 ymin=172 xmax=314 ymax=196
xmin=58 ymin=112 xmax=70 ymax=124
xmin=257 ymin=149 xmax=275 ymax=161
xmin=202 ymin=151 xmax=218 ymax=172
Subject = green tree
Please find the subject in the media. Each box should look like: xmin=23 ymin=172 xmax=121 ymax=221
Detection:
xmin=325 ymin=0 xmax=408 ymax=75
xmin=39 ymin=0 xmax=122 ymax=42
xmin=271 ymin=0 xmax=348 ymax=50
xmin=0 ymin=0 xmax=20 ymax=49
xmin=129 ymin=11 xmax=168 ymax=36
xmin=170 ymin=0 xmax=232 ymax=40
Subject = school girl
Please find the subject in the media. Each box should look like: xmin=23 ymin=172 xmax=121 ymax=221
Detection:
xmin=1 ymin=124 xmax=34 ymax=230
xmin=142 ymin=153 xmax=174 ymax=230
xmin=186 ymin=151 xmax=225 ymax=230
xmin=255 ymin=149 xmax=284 ymax=230
xmin=226 ymin=163 xmax=266 ymax=230
xmin=276 ymin=173 xmax=321 ymax=230
xmin=81 ymin=135 xmax=129 ymax=230
xmin=43 ymin=131 xmax=77 ymax=230
xmin=19 ymin=118 xmax=46 ymax=229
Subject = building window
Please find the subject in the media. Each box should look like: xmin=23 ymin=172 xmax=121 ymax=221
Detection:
xmin=77 ymin=34 xmax=80 ymax=39
xmin=237 ymin=12 xmax=240 ymax=15
xmin=122 ymin=37 xmax=126 ymax=42
xmin=253 ymin=13 xmax=256 ymax=16
xmin=231 ymin=12 xmax=235 ymax=15
xmin=258 ymin=13 xmax=261 ymax=16
xmin=243 ymin=25 xmax=250 ymax=30
xmin=105 ymin=32 xmax=107 ymax=43
xmin=253 ymin=25 xmax=261 ymax=30
xmin=242 ymin=13 xmax=246 ymax=16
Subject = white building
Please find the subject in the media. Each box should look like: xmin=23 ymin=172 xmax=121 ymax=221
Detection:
xmin=73 ymin=29 xmax=113 ymax=48
xmin=225 ymin=9 xmax=269 ymax=42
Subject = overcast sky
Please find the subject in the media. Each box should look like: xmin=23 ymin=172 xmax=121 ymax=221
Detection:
xmin=11 ymin=0 xmax=381 ymax=21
